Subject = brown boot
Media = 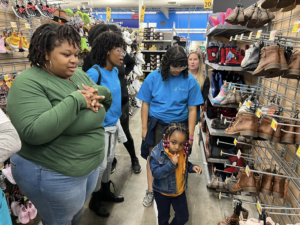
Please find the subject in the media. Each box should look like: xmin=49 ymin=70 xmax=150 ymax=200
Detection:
xmin=241 ymin=207 xmax=249 ymax=220
xmin=254 ymin=173 xmax=262 ymax=193
xmin=273 ymin=174 xmax=286 ymax=198
xmin=256 ymin=8 xmax=269 ymax=28
xmin=229 ymin=170 xmax=257 ymax=193
xmin=220 ymin=91 xmax=236 ymax=105
xmin=236 ymin=7 xmax=245 ymax=25
xmin=261 ymin=168 xmax=274 ymax=195
xmin=225 ymin=112 xmax=258 ymax=137
xmin=266 ymin=47 xmax=288 ymax=78
xmin=271 ymin=121 xmax=283 ymax=143
xmin=253 ymin=45 xmax=280 ymax=77
xmin=261 ymin=0 xmax=279 ymax=9
xmin=246 ymin=6 xmax=259 ymax=28
xmin=295 ymin=122 xmax=300 ymax=145
xmin=244 ymin=4 xmax=256 ymax=21
xmin=59 ymin=9 xmax=69 ymax=23
xmin=277 ymin=0 xmax=295 ymax=8
xmin=282 ymin=51 xmax=300 ymax=79
xmin=225 ymin=6 xmax=240 ymax=24
xmin=281 ymin=4 xmax=297 ymax=12
xmin=208 ymin=174 xmax=218 ymax=188
xmin=53 ymin=9 xmax=60 ymax=21
xmin=281 ymin=120 xmax=295 ymax=144
xmin=258 ymin=116 xmax=274 ymax=141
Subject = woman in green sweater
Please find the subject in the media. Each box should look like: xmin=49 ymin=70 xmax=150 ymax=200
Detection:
xmin=7 ymin=23 xmax=112 ymax=225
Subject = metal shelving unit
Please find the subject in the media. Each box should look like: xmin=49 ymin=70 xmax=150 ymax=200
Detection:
xmin=208 ymin=91 xmax=239 ymax=108
xmin=205 ymin=60 xmax=252 ymax=73
xmin=204 ymin=24 xmax=257 ymax=38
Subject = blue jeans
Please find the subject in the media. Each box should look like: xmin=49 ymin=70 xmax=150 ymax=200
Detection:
xmin=0 ymin=189 xmax=12 ymax=225
xmin=11 ymin=154 xmax=100 ymax=225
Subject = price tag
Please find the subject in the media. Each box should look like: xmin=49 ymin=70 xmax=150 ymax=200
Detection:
xmin=234 ymin=139 xmax=237 ymax=146
xmin=77 ymin=6 xmax=80 ymax=10
xmin=24 ymin=196 xmax=28 ymax=201
xmin=257 ymin=201 xmax=262 ymax=215
xmin=230 ymin=36 xmax=233 ymax=41
xmin=256 ymin=30 xmax=262 ymax=38
xmin=69 ymin=1 xmax=73 ymax=4
xmin=220 ymin=150 xmax=223 ymax=156
xmin=296 ymin=145 xmax=300 ymax=157
xmin=80 ymin=33 xmax=83 ymax=36
xmin=245 ymin=165 xmax=250 ymax=177
xmin=271 ymin=119 xmax=278 ymax=131
xmin=240 ymin=33 xmax=244 ymax=40
xmin=284 ymin=183 xmax=288 ymax=199
xmin=225 ymin=177 xmax=228 ymax=185
xmin=82 ymin=5 xmax=86 ymax=9
xmin=3 ymin=75 xmax=10 ymax=81
xmin=269 ymin=30 xmax=277 ymax=41
xmin=217 ymin=139 xmax=219 ymax=145
xmin=0 ymin=164 xmax=3 ymax=170
xmin=221 ymin=114 xmax=223 ymax=120
xmin=237 ymin=150 xmax=241 ymax=159
xmin=214 ymin=167 xmax=216 ymax=172
xmin=10 ymin=22 xmax=17 ymax=28
xmin=239 ymin=102 xmax=242 ymax=108
xmin=292 ymin=21 xmax=300 ymax=33
xmin=219 ymin=192 xmax=221 ymax=200
xmin=96 ymin=11 xmax=98 ymax=15
xmin=234 ymin=35 xmax=238 ymax=40
xmin=256 ymin=109 xmax=262 ymax=118
xmin=224 ymin=118 xmax=227 ymax=125
xmin=90 ymin=8 xmax=93 ymax=11
xmin=233 ymin=87 xmax=236 ymax=93
xmin=204 ymin=0 xmax=212 ymax=9
xmin=248 ymin=32 xmax=253 ymax=39
xmin=85 ymin=32 xmax=88 ymax=36
xmin=25 ymin=23 xmax=31 ymax=29
xmin=246 ymin=100 xmax=251 ymax=108
xmin=6 ymin=81 xmax=12 ymax=88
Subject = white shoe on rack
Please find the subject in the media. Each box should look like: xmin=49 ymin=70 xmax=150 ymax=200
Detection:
xmin=133 ymin=80 xmax=141 ymax=92
xmin=241 ymin=45 xmax=253 ymax=68
xmin=135 ymin=97 xmax=141 ymax=108
xmin=134 ymin=65 xmax=141 ymax=76
xmin=136 ymin=52 xmax=145 ymax=64
xmin=127 ymin=45 xmax=132 ymax=54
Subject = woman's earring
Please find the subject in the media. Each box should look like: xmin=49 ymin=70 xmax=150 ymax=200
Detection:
xmin=45 ymin=60 xmax=52 ymax=70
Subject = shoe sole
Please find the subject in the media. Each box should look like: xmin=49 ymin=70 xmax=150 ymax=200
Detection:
xmin=282 ymin=69 xmax=300 ymax=79
xmin=258 ymin=132 xmax=273 ymax=141
xmin=261 ymin=188 xmax=272 ymax=195
xmin=272 ymin=191 xmax=284 ymax=198
xmin=225 ymin=130 xmax=258 ymax=137
xmin=252 ymin=63 xmax=280 ymax=76
xmin=133 ymin=168 xmax=142 ymax=174
xmin=265 ymin=65 xmax=288 ymax=78
xmin=280 ymin=137 xmax=295 ymax=144
xmin=261 ymin=0 xmax=278 ymax=9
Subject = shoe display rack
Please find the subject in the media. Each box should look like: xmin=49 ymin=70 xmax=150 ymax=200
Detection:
xmin=201 ymin=1 xmax=300 ymax=225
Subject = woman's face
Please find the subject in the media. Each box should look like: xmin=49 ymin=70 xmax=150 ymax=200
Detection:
xmin=46 ymin=40 xmax=79 ymax=79
xmin=188 ymin=53 xmax=200 ymax=71
xmin=107 ymin=47 xmax=125 ymax=67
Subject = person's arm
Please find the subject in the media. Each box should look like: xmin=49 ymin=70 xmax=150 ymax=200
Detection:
xmin=150 ymin=152 xmax=177 ymax=179
xmin=124 ymin=54 xmax=135 ymax=76
xmin=86 ymin=67 xmax=99 ymax=84
xmin=7 ymin=77 xmax=87 ymax=146
xmin=202 ymin=77 xmax=210 ymax=103
xmin=141 ymin=102 xmax=149 ymax=141
xmin=187 ymin=161 xmax=197 ymax=174
xmin=188 ymin=105 xmax=197 ymax=142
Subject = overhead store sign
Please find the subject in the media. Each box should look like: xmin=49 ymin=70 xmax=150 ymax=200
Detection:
xmin=140 ymin=5 xmax=146 ymax=23
xmin=204 ymin=0 xmax=212 ymax=9
xmin=106 ymin=7 xmax=111 ymax=22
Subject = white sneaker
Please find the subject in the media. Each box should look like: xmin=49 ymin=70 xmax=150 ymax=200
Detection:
xmin=134 ymin=65 xmax=141 ymax=76
xmin=136 ymin=52 xmax=145 ymax=64
xmin=124 ymin=36 xmax=132 ymax=45
xmin=128 ymin=85 xmax=136 ymax=95
xmin=241 ymin=45 xmax=253 ymax=68
xmin=135 ymin=97 xmax=141 ymax=108
xmin=127 ymin=45 xmax=131 ymax=54
xmin=137 ymin=65 xmax=143 ymax=76
xmin=143 ymin=190 xmax=154 ymax=207
xmin=2 ymin=165 xmax=16 ymax=184
xmin=133 ymin=80 xmax=141 ymax=92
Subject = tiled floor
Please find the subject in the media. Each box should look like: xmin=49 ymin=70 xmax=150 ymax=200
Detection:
xmin=19 ymin=106 xmax=257 ymax=225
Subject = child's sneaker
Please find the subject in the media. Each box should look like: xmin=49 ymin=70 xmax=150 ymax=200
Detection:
xmin=18 ymin=204 xmax=30 ymax=224
xmin=142 ymin=190 xmax=154 ymax=207
xmin=27 ymin=201 xmax=37 ymax=220
xmin=0 ymin=37 xmax=6 ymax=53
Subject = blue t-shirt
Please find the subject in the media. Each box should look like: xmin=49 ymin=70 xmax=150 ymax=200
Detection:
xmin=86 ymin=65 xmax=121 ymax=127
xmin=137 ymin=70 xmax=204 ymax=123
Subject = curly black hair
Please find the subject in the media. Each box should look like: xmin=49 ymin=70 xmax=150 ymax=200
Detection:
xmin=160 ymin=46 xmax=188 ymax=81
xmin=91 ymin=31 xmax=126 ymax=67
xmin=28 ymin=23 xmax=81 ymax=67
xmin=164 ymin=122 xmax=189 ymax=141
xmin=88 ymin=24 xmax=122 ymax=46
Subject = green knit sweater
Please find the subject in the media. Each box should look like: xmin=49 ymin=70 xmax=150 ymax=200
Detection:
xmin=7 ymin=66 xmax=112 ymax=177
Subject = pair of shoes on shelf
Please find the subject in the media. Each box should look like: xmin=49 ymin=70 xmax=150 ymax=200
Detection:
xmin=224 ymin=3 xmax=245 ymax=25
xmin=245 ymin=4 xmax=275 ymax=28
xmin=11 ymin=200 xmax=37 ymax=223
xmin=262 ymin=0 xmax=300 ymax=13
xmin=5 ymin=32 xmax=29 ymax=52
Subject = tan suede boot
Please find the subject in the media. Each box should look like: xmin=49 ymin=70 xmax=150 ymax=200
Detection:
xmin=261 ymin=168 xmax=274 ymax=195
xmin=225 ymin=6 xmax=240 ymax=24
xmin=273 ymin=175 xmax=286 ymax=198
xmin=225 ymin=112 xmax=258 ymax=137
xmin=236 ymin=7 xmax=245 ymax=25
xmin=253 ymin=45 xmax=280 ymax=77
xmin=255 ymin=8 xmax=269 ymax=28
xmin=258 ymin=116 xmax=274 ymax=141
xmin=266 ymin=47 xmax=288 ymax=78
xmin=229 ymin=170 xmax=257 ymax=193
xmin=282 ymin=51 xmax=300 ymax=79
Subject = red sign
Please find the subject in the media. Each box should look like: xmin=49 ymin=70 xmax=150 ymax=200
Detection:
xmin=132 ymin=14 xmax=139 ymax=19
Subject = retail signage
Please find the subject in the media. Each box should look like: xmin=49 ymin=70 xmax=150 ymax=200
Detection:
xmin=10 ymin=22 xmax=17 ymax=28
xmin=296 ymin=146 xmax=300 ymax=157
xmin=239 ymin=102 xmax=242 ymax=108
xmin=233 ymin=87 xmax=236 ymax=93
xmin=240 ymin=33 xmax=244 ymax=40
xmin=237 ymin=150 xmax=241 ymax=159
xmin=82 ymin=5 xmax=86 ymax=9
xmin=256 ymin=201 xmax=262 ymax=215
xmin=271 ymin=119 xmax=278 ymax=131
xmin=248 ymin=32 xmax=253 ymax=40
xmin=234 ymin=139 xmax=237 ymax=146
xmin=106 ymin=7 xmax=111 ymax=21
xmin=140 ymin=5 xmax=146 ymax=23
xmin=292 ymin=21 xmax=300 ymax=33
xmin=25 ymin=23 xmax=31 ymax=29
xmin=204 ymin=0 xmax=212 ymax=9
xmin=245 ymin=165 xmax=250 ymax=177
xmin=269 ymin=30 xmax=277 ymax=41
xmin=77 ymin=6 xmax=80 ymax=10
xmin=256 ymin=30 xmax=262 ymax=38
xmin=256 ymin=109 xmax=262 ymax=118
xmin=246 ymin=100 xmax=251 ymax=108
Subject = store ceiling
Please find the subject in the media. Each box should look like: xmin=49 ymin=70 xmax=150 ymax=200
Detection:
xmin=57 ymin=0 xmax=205 ymax=9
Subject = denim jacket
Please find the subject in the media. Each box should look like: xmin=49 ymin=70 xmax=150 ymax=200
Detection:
xmin=150 ymin=140 xmax=196 ymax=195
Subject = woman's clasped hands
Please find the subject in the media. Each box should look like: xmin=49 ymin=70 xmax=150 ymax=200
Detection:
xmin=77 ymin=84 xmax=105 ymax=113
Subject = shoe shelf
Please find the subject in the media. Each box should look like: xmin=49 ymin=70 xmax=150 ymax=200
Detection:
xmin=199 ymin=130 xmax=211 ymax=187
xmin=204 ymin=112 xmax=239 ymax=138
xmin=208 ymin=91 xmax=239 ymax=109
xmin=204 ymin=24 xmax=257 ymax=38
xmin=141 ymin=50 xmax=167 ymax=53
xmin=205 ymin=60 xmax=252 ymax=73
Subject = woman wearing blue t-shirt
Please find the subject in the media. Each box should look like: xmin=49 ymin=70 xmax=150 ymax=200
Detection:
xmin=137 ymin=46 xmax=204 ymax=207
xmin=86 ymin=31 xmax=126 ymax=217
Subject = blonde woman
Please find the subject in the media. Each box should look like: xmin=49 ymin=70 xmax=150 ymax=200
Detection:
xmin=188 ymin=50 xmax=210 ymax=123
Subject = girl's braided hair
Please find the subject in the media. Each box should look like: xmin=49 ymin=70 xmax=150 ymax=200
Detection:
xmin=160 ymin=46 xmax=188 ymax=81
xmin=28 ymin=23 xmax=81 ymax=67
xmin=164 ymin=122 xmax=189 ymax=141
xmin=87 ymin=24 xmax=122 ymax=46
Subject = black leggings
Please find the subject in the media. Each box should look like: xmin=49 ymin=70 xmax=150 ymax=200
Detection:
xmin=120 ymin=102 xmax=137 ymax=161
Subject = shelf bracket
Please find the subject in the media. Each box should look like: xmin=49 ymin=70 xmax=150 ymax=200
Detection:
xmin=281 ymin=146 xmax=287 ymax=158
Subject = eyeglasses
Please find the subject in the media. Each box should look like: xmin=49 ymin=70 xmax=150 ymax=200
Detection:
xmin=114 ymin=48 xmax=126 ymax=57
xmin=170 ymin=66 xmax=187 ymax=71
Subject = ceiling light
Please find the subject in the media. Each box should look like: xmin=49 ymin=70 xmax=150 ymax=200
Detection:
xmin=175 ymin=11 xmax=212 ymax=14
xmin=145 ymin=12 xmax=157 ymax=14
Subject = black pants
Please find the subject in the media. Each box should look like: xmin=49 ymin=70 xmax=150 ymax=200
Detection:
xmin=154 ymin=191 xmax=189 ymax=225
xmin=120 ymin=101 xmax=137 ymax=161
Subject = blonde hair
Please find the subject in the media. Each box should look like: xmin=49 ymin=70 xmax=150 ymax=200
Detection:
xmin=188 ymin=50 xmax=205 ymax=90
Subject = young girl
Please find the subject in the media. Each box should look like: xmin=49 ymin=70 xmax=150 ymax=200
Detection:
xmin=150 ymin=122 xmax=202 ymax=225
xmin=137 ymin=46 xmax=204 ymax=207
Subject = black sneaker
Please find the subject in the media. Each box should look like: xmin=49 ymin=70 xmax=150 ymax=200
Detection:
xmin=12 ymin=5 xmax=23 ymax=19
xmin=132 ymin=158 xmax=142 ymax=174
xmin=111 ymin=157 xmax=117 ymax=174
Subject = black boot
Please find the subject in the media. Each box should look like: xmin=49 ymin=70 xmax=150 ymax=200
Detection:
xmin=89 ymin=190 xmax=110 ymax=217
xmin=101 ymin=181 xmax=124 ymax=203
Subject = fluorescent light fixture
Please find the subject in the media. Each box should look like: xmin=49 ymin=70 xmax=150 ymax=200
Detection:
xmin=145 ymin=12 xmax=157 ymax=14
xmin=175 ymin=11 xmax=212 ymax=14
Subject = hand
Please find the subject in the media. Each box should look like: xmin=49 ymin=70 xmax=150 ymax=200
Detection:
xmin=77 ymin=84 xmax=105 ymax=112
xmin=142 ymin=127 xmax=147 ymax=141
xmin=193 ymin=166 xmax=202 ymax=175
xmin=171 ymin=153 xmax=179 ymax=165
xmin=79 ymin=92 xmax=105 ymax=113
